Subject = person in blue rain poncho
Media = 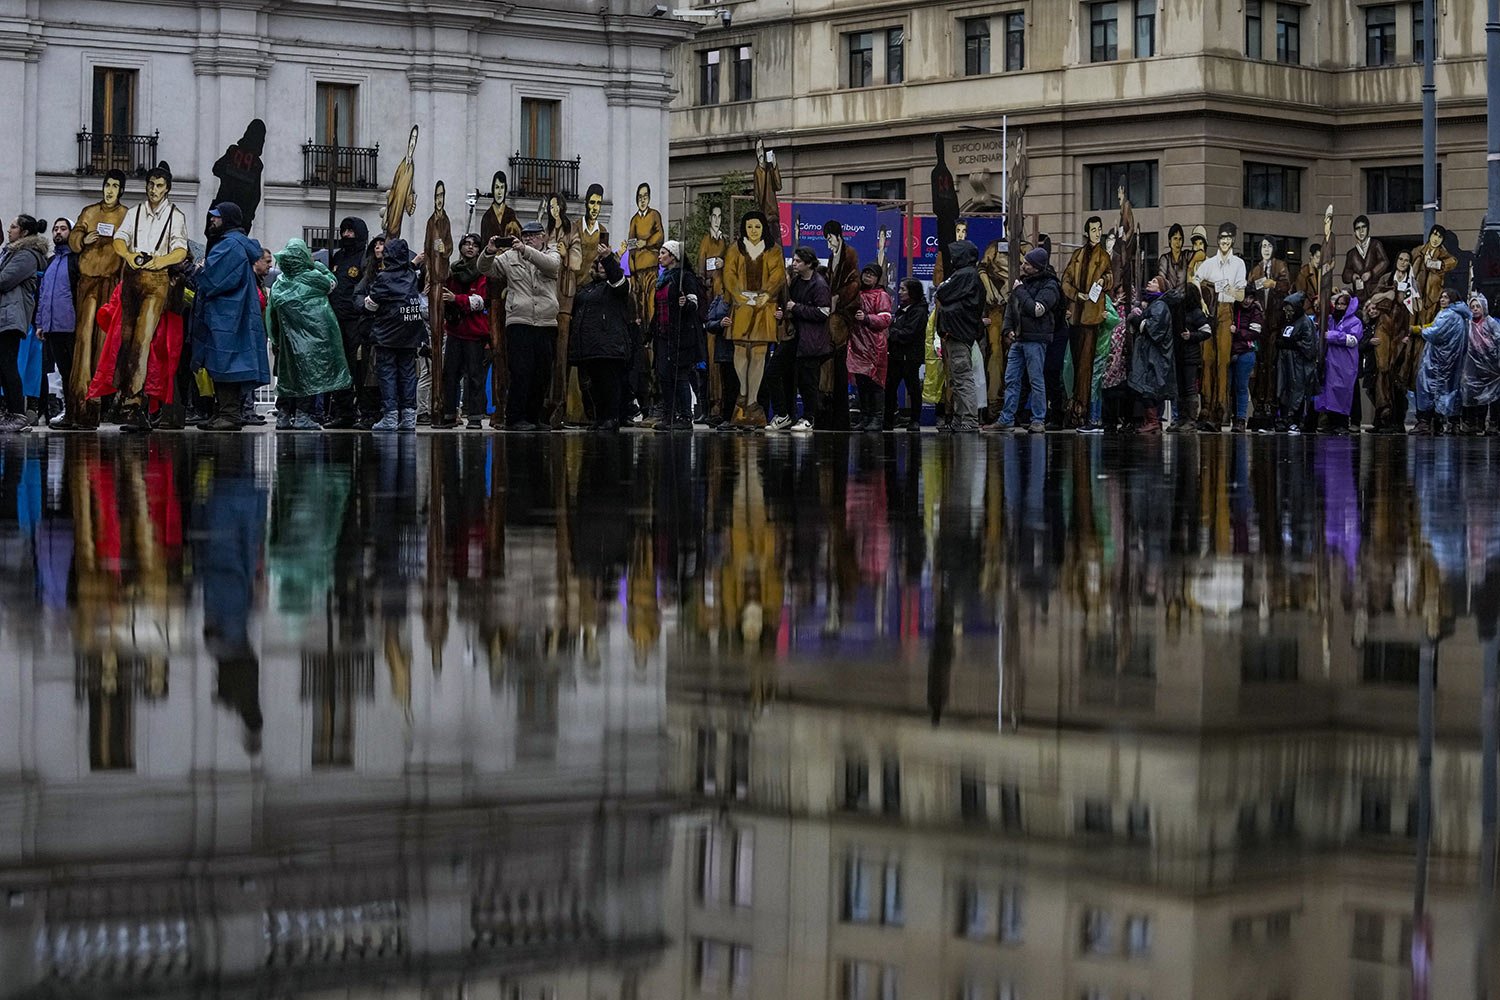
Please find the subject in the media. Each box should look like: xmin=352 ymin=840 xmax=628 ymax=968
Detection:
xmin=193 ymin=201 xmax=269 ymax=431
xmin=1413 ymin=288 xmax=1469 ymax=435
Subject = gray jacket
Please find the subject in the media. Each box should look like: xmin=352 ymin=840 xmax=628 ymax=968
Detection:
xmin=478 ymin=242 xmax=561 ymax=329
xmin=0 ymin=233 xmax=49 ymax=335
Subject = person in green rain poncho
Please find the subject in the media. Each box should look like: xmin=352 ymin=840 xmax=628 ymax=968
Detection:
xmin=266 ymin=239 xmax=352 ymax=428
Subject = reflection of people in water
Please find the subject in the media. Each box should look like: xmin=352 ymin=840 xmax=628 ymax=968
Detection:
xmin=193 ymin=436 xmax=266 ymax=754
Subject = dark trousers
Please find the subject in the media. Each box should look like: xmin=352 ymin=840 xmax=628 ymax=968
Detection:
xmin=332 ymin=322 xmax=378 ymax=418
xmin=376 ymin=347 xmax=418 ymax=412
xmin=773 ymin=352 xmax=827 ymax=425
xmin=1044 ymin=333 xmax=1069 ymax=426
xmin=884 ymin=356 xmax=922 ymax=427
xmin=45 ymin=332 xmax=73 ymax=410
xmin=579 ymin=359 xmax=625 ymax=423
xmin=506 ymin=324 xmax=555 ymax=425
xmin=716 ymin=361 xmax=740 ymax=421
xmin=0 ymin=330 xmax=23 ymax=415
xmin=763 ymin=339 xmax=798 ymax=417
xmin=442 ymin=337 xmax=488 ymax=418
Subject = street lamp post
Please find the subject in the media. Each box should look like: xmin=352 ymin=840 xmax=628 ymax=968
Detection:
xmin=1420 ymin=0 xmax=1437 ymax=237
xmin=1475 ymin=0 xmax=1500 ymax=304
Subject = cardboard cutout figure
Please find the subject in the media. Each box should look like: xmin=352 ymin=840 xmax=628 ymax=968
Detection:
xmin=627 ymin=182 xmax=665 ymax=328
xmin=1110 ymin=186 xmax=1138 ymax=305
xmin=1341 ymin=214 xmax=1389 ymax=302
xmin=479 ymin=170 xmax=522 ymax=424
xmin=381 ymin=125 xmax=419 ymax=239
xmin=1186 ymin=225 xmax=1209 ymax=286
xmin=110 ymin=162 xmax=188 ymax=419
xmin=578 ymin=184 xmax=611 ymax=282
xmin=1157 ymin=224 xmax=1192 ymax=291
xmin=1194 ymin=221 xmax=1248 ymax=426
xmin=753 ymin=139 xmax=783 ymax=245
xmin=698 ymin=203 xmax=729 ymax=299
xmin=545 ymin=193 xmax=584 ymax=427
xmin=64 ymin=170 xmax=129 ymax=428
xmin=1061 ymin=216 xmax=1113 ymax=425
xmin=978 ymin=235 xmax=1009 ymax=413
xmin=1365 ymin=247 xmax=1419 ymax=430
xmin=425 ymin=180 xmax=453 ymax=417
xmin=931 ymin=134 xmax=960 ymax=279
xmin=1410 ymin=224 xmax=1458 ymax=326
xmin=211 ymin=118 xmax=266 ymax=233
xmin=722 ymin=210 xmax=786 ymax=427
xmin=1247 ymin=236 xmax=1292 ymax=422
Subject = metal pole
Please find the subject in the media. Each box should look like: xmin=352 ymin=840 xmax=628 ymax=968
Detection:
xmin=1001 ymin=115 xmax=1008 ymax=218
xmin=1421 ymin=0 xmax=1437 ymax=235
xmin=327 ymin=106 xmax=339 ymax=256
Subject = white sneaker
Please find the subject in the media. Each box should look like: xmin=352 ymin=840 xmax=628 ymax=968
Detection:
xmin=767 ymin=414 xmax=793 ymax=432
xmin=790 ymin=418 xmax=813 ymax=433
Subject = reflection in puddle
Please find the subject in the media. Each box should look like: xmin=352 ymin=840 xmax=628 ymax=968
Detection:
xmin=0 ymin=433 xmax=1495 ymax=998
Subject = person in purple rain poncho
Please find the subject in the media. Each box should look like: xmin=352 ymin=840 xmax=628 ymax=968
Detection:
xmin=1413 ymin=289 xmax=1469 ymax=435
xmin=1461 ymin=291 xmax=1500 ymax=434
xmin=1314 ymin=290 xmax=1362 ymax=432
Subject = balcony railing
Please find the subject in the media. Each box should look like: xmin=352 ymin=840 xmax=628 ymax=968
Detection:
xmin=507 ymin=155 xmax=581 ymax=200
xmin=76 ymin=130 xmax=159 ymax=178
xmin=301 ymin=142 xmax=381 ymax=190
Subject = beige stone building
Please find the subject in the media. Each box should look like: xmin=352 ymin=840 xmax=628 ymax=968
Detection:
xmin=667 ymin=0 xmax=1491 ymax=269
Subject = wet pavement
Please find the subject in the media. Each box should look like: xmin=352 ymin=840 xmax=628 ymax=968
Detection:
xmin=0 ymin=432 xmax=1497 ymax=999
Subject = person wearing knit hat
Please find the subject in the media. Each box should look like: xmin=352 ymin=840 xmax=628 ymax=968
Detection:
xmin=987 ymin=240 xmax=1061 ymax=433
xmin=660 ymin=239 xmax=683 ymax=265
xmin=1192 ymin=220 xmax=1247 ymax=428
xmin=651 ymin=237 xmax=703 ymax=429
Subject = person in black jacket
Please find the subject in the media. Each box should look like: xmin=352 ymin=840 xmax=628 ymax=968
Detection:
xmin=1276 ymin=291 xmax=1318 ymax=433
xmin=989 ymin=246 xmax=1061 ymax=432
xmin=652 ymin=239 xmax=704 ymax=430
xmin=1168 ymin=283 xmax=1213 ymax=432
xmin=569 ymin=251 xmax=633 ymax=431
xmin=884 ymin=278 xmax=928 ymax=431
xmin=327 ymin=217 xmax=373 ymax=428
xmin=359 ymin=237 xmax=426 ymax=432
xmin=770 ymin=246 xmax=833 ymax=432
xmin=934 ymin=240 xmax=986 ymax=432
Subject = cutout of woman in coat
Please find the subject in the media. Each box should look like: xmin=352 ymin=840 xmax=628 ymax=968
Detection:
xmin=381 ymin=125 xmax=419 ymax=239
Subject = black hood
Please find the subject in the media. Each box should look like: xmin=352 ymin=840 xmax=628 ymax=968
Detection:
xmin=340 ymin=216 xmax=369 ymax=251
xmin=212 ymin=201 xmax=245 ymax=233
xmin=237 ymin=118 xmax=266 ymax=156
xmin=384 ymin=238 xmax=413 ymax=269
xmin=948 ymin=240 xmax=979 ymax=270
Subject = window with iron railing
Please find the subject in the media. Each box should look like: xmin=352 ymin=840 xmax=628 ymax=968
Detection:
xmin=508 ymin=154 xmax=580 ymax=200
xmin=301 ymin=142 xmax=381 ymax=189
xmin=76 ymin=129 xmax=158 ymax=178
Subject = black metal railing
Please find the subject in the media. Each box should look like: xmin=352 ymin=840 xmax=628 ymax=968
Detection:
xmin=507 ymin=155 xmax=580 ymax=200
xmin=76 ymin=130 xmax=159 ymax=178
xmin=301 ymin=142 xmax=381 ymax=189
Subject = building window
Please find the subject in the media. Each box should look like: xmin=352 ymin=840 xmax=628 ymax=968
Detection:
xmin=1243 ymin=161 xmax=1303 ymax=213
xmin=1352 ymin=911 xmax=1385 ymax=962
xmin=92 ymin=67 xmax=138 ymax=142
xmin=881 ymin=758 xmax=902 ymax=816
xmin=964 ymin=18 xmax=991 ymax=75
xmin=696 ymin=825 xmax=753 ymax=907
xmin=1266 ymin=910 xmax=1292 ymax=941
xmin=1134 ymin=0 xmax=1156 ymax=57
xmin=842 ymin=757 xmax=870 ymax=810
xmin=999 ymin=885 xmax=1024 ymax=942
xmin=1359 ymin=785 xmax=1393 ymax=835
xmin=695 ymin=938 xmax=752 ymax=997
xmin=1003 ymin=12 xmax=1026 ymax=70
xmin=1366 ymin=5 xmax=1397 ymax=66
xmin=960 ymin=882 xmax=994 ymax=939
xmin=521 ymin=98 xmax=559 ymax=159
xmin=1241 ymin=635 xmax=1299 ymax=681
xmin=696 ymin=728 xmax=718 ymax=794
xmin=886 ymin=28 xmax=905 ymax=84
xmin=732 ymin=45 xmax=753 ymax=100
xmin=698 ymin=50 xmax=721 ymax=105
xmin=1087 ymin=160 xmax=1159 ymax=210
xmin=1082 ymin=908 xmax=1113 ymax=954
xmin=1275 ymin=3 xmax=1301 ymax=63
xmin=1125 ymin=915 xmax=1153 ymax=957
xmin=1231 ymin=916 xmax=1254 ymax=944
xmin=1362 ymin=639 xmax=1423 ymax=682
xmin=841 ymin=960 xmax=899 ymax=1000
xmin=999 ymin=783 xmax=1023 ymax=831
xmin=1090 ymin=2 xmax=1118 ymax=62
xmin=843 ymin=855 xmax=903 ymax=926
xmin=1411 ymin=3 xmax=1437 ymax=62
xmin=315 ymin=81 xmax=356 ymax=147
xmin=1245 ymin=0 xmax=1263 ymax=59
xmin=845 ymin=178 xmax=907 ymax=201
xmin=1127 ymin=802 xmax=1151 ymax=841
xmin=847 ymin=31 xmax=874 ymax=88
xmin=1242 ymin=233 xmax=1304 ymax=266
xmin=960 ymin=770 xmax=986 ymax=823
xmin=1270 ymin=794 xmax=1297 ymax=837
xmin=1081 ymin=799 xmax=1112 ymax=834
xmin=729 ymin=731 xmax=750 ymax=799
xmin=1366 ymin=164 xmax=1441 ymax=214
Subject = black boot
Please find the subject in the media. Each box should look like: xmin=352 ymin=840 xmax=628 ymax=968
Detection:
xmin=200 ymin=386 xmax=245 ymax=432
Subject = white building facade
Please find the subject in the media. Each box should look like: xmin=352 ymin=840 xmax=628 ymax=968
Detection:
xmin=0 ymin=0 xmax=690 ymax=253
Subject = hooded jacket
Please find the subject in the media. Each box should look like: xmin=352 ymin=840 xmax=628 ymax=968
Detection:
xmin=1127 ymin=291 xmax=1176 ymax=402
xmin=786 ymin=269 xmax=833 ymax=357
xmin=888 ymin=294 xmax=929 ymax=361
xmin=267 ymin=238 xmax=353 ymax=397
xmin=444 ymin=255 xmax=490 ymax=343
xmin=0 ymin=232 xmax=49 ymax=335
xmin=192 ymin=202 xmax=269 ymax=384
xmin=934 ymin=240 xmax=985 ymax=344
xmin=329 ymin=217 xmax=371 ymax=323
xmin=1418 ymin=299 xmax=1471 ymax=417
xmin=365 ymin=238 xmax=427 ymax=351
xmin=1002 ymin=262 xmax=1062 ymax=344
xmin=478 ymin=240 xmax=561 ymax=329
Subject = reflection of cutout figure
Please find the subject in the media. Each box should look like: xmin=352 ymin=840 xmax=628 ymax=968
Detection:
xmin=627 ymin=183 xmax=665 ymax=327
xmin=753 ymin=139 xmax=783 ymax=244
xmin=210 ymin=118 xmax=266 ymax=233
xmin=381 ymin=125 xmax=419 ymax=238
xmin=64 ymin=170 xmax=129 ymax=429
xmin=722 ymin=210 xmax=786 ymax=428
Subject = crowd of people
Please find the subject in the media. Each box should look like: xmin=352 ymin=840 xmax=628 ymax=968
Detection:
xmin=3 ymin=164 xmax=1499 ymax=436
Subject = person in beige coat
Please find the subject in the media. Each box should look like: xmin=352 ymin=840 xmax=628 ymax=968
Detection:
xmin=478 ymin=220 xmax=561 ymax=430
